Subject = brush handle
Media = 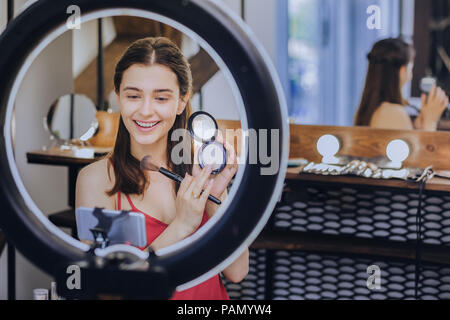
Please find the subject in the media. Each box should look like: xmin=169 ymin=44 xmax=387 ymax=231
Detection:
xmin=159 ymin=167 xmax=222 ymax=205
xmin=159 ymin=167 xmax=184 ymax=183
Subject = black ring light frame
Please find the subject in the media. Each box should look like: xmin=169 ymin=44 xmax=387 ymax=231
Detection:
xmin=0 ymin=0 xmax=288 ymax=299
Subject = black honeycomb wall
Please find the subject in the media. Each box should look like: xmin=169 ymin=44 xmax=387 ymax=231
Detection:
xmin=276 ymin=184 xmax=450 ymax=245
xmin=224 ymin=180 xmax=450 ymax=300
xmin=224 ymin=249 xmax=450 ymax=300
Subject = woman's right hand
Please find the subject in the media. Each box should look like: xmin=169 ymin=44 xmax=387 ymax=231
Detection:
xmin=174 ymin=164 xmax=214 ymax=234
xmin=420 ymin=85 xmax=449 ymax=131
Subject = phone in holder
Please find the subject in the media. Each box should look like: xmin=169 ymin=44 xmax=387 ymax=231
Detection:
xmin=75 ymin=207 xmax=147 ymax=248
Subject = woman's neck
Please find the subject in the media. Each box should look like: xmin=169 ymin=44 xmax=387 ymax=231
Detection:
xmin=130 ymin=135 xmax=169 ymax=168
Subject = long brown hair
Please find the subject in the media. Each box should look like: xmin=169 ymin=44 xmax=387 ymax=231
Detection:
xmin=354 ymin=38 xmax=415 ymax=126
xmin=106 ymin=37 xmax=193 ymax=197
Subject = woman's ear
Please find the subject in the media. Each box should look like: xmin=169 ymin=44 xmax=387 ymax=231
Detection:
xmin=177 ymin=92 xmax=190 ymax=115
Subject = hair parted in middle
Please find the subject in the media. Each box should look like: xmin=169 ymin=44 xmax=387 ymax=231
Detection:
xmin=107 ymin=36 xmax=194 ymax=197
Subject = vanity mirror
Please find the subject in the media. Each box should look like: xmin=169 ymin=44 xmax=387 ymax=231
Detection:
xmin=44 ymin=93 xmax=98 ymax=147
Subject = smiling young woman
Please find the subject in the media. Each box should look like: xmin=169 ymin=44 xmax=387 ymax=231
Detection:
xmin=75 ymin=37 xmax=249 ymax=300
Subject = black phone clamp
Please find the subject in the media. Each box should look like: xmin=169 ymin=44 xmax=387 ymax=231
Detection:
xmin=87 ymin=207 xmax=130 ymax=250
xmin=55 ymin=208 xmax=174 ymax=299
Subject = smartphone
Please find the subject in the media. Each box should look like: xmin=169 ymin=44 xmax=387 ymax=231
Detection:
xmin=75 ymin=207 xmax=147 ymax=247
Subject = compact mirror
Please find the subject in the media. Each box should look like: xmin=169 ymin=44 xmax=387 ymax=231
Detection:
xmin=188 ymin=111 xmax=227 ymax=175
xmin=190 ymin=111 xmax=218 ymax=142
xmin=44 ymin=94 xmax=98 ymax=144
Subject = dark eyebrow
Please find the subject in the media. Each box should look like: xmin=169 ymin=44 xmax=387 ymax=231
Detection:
xmin=122 ymin=87 xmax=173 ymax=94
xmin=154 ymin=89 xmax=174 ymax=93
xmin=123 ymin=87 xmax=142 ymax=92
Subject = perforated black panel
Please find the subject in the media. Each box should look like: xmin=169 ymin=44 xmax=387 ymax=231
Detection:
xmin=224 ymin=249 xmax=450 ymax=300
xmin=272 ymin=251 xmax=450 ymax=300
xmin=223 ymin=180 xmax=450 ymax=300
xmin=276 ymin=186 xmax=450 ymax=245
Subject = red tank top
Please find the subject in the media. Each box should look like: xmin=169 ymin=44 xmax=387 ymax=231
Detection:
xmin=117 ymin=191 xmax=230 ymax=300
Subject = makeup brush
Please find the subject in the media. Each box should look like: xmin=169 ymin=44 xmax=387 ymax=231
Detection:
xmin=140 ymin=155 xmax=221 ymax=205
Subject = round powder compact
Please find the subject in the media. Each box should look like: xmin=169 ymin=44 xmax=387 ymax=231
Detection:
xmin=198 ymin=141 xmax=227 ymax=174
xmin=188 ymin=111 xmax=227 ymax=175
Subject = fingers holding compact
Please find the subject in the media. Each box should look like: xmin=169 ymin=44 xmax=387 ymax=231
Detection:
xmin=440 ymin=88 xmax=450 ymax=108
xmin=427 ymin=85 xmax=448 ymax=108
xmin=188 ymin=164 xmax=213 ymax=200
xmin=178 ymin=173 xmax=194 ymax=196
xmin=435 ymin=86 xmax=448 ymax=108
xmin=175 ymin=168 xmax=214 ymax=233
xmin=421 ymin=85 xmax=449 ymax=125
xmin=223 ymin=141 xmax=238 ymax=177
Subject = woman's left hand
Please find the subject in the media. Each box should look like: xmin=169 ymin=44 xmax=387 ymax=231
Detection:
xmin=192 ymin=134 xmax=238 ymax=204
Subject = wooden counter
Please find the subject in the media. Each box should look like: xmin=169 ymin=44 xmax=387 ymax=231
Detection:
xmin=26 ymin=146 xmax=110 ymax=166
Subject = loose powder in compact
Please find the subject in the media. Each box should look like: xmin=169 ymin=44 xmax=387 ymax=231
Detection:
xmin=200 ymin=143 xmax=225 ymax=171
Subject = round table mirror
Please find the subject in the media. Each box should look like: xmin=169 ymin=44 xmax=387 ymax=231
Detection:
xmin=44 ymin=93 xmax=98 ymax=144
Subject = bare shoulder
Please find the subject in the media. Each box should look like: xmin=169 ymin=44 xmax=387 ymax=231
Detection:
xmin=378 ymin=102 xmax=407 ymax=112
xmin=75 ymin=157 xmax=116 ymax=209
xmin=370 ymin=102 xmax=413 ymax=130
xmin=77 ymin=157 xmax=115 ymax=186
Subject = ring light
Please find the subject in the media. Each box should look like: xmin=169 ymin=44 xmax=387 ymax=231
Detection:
xmin=0 ymin=0 xmax=288 ymax=299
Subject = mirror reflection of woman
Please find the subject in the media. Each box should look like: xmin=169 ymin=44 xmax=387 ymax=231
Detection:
xmin=75 ymin=37 xmax=249 ymax=300
xmin=354 ymin=38 xmax=449 ymax=131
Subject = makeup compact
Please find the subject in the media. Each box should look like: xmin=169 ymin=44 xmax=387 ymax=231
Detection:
xmin=187 ymin=111 xmax=227 ymax=175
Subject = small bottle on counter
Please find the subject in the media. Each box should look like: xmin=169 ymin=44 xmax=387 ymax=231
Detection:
xmin=50 ymin=282 xmax=58 ymax=300
xmin=33 ymin=288 xmax=49 ymax=300
xmin=50 ymin=281 xmax=65 ymax=300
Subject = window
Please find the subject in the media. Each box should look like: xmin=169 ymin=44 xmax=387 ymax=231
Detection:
xmin=288 ymin=0 xmax=320 ymax=124
xmin=284 ymin=0 xmax=408 ymax=126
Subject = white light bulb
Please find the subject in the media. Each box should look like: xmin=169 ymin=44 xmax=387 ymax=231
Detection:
xmin=317 ymin=135 xmax=340 ymax=164
xmin=386 ymin=139 xmax=410 ymax=167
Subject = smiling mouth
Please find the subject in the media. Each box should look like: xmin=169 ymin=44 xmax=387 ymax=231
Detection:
xmin=134 ymin=120 xmax=161 ymax=128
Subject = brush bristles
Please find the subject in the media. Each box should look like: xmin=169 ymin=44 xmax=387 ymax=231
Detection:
xmin=140 ymin=155 xmax=160 ymax=172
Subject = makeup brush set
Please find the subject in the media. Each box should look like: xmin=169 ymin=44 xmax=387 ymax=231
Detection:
xmin=300 ymin=159 xmax=427 ymax=181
